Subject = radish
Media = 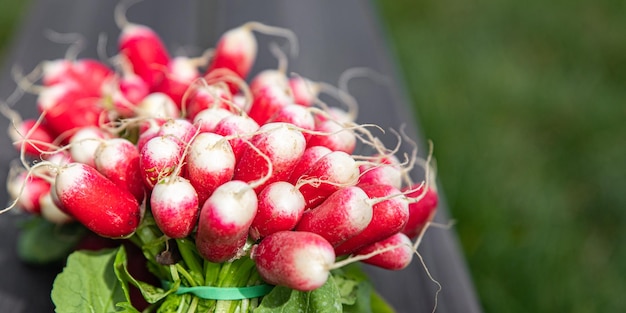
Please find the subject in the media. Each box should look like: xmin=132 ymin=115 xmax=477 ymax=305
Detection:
xmin=39 ymin=191 xmax=74 ymax=224
xmin=233 ymin=122 xmax=306 ymax=192
xmin=115 ymin=1 xmax=170 ymax=89
xmin=247 ymin=82 xmax=293 ymax=126
xmin=183 ymin=83 xmax=232 ymax=121
xmin=139 ymin=135 xmax=185 ymax=189
xmin=288 ymin=75 xmax=319 ymax=107
xmin=353 ymin=232 xmax=414 ymax=270
xmin=296 ymin=150 xmax=360 ymax=210
xmin=37 ymin=84 xmax=105 ymax=136
xmin=135 ymin=92 xmax=180 ymax=119
xmin=69 ymin=126 xmax=111 ymax=168
xmin=267 ymin=103 xmax=315 ymax=140
xmin=195 ymin=180 xmax=258 ymax=263
xmin=251 ymin=230 xmax=335 ymax=291
xmin=401 ymin=185 xmax=438 ymax=240
xmin=185 ymin=132 xmax=236 ymax=205
xmin=295 ymin=186 xmax=373 ymax=247
xmin=151 ymin=175 xmax=199 ymax=238
xmin=42 ymin=58 xmax=114 ymax=96
xmin=94 ymin=138 xmax=145 ymax=201
xmin=307 ymin=118 xmax=357 ymax=154
xmin=334 ymin=184 xmax=410 ymax=256
xmin=213 ymin=114 xmax=260 ymax=161
xmin=287 ymin=145 xmax=331 ymax=184
xmin=102 ymin=71 xmax=150 ymax=118
xmin=6 ymin=168 xmax=50 ymax=215
xmin=192 ymin=107 xmax=234 ymax=133
xmin=357 ymin=154 xmax=404 ymax=189
xmin=53 ymin=162 xmax=141 ymax=238
xmin=155 ymin=118 xmax=198 ymax=146
xmin=249 ymin=181 xmax=305 ymax=240
xmin=154 ymin=56 xmax=201 ymax=108
xmin=6 ymin=117 xmax=56 ymax=157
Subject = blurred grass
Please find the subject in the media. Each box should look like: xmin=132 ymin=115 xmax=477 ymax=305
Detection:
xmin=374 ymin=0 xmax=626 ymax=312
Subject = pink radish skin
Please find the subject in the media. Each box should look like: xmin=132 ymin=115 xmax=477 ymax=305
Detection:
xmin=268 ymin=103 xmax=315 ymax=140
xmin=334 ymin=184 xmax=410 ymax=256
xmin=357 ymin=155 xmax=403 ymax=189
xmin=185 ymin=132 xmax=236 ymax=205
xmin=307 ymin=119 xmax=356 ymax=154
xmin=102 ymin=73 xmax=150 ymax=118
xmin=37 ymin=84 xmax=105 ymax=136
xmin=213 ymin=114 xmax=260 ymax=161
xmin=7 ymin=170 xmax=50 ymax=215
xmin=233 ymin=122 xmax=306 ymax=192
xmin=195 ymin=180 xmax=258 ymax=263
xmin=119 ymin=24 xmax=170 ymax=89
xmin=193 ymin=107 xmax=234 ymax=133
xmin=43 ymin=59 xmax=114 ymax=96
xmin=94 ymin=138 xmax=145 ymax=202
xmin=151 ymin=176 xmax=199 ymax=238
xmin=287 ymin=145 xmax=332 ymax=184
xmin=183 ymin=84 xmax=233 ymax=121
xmin=296 ymin=150 xmax=360 ymax=210
xmin=250 ymin=181 xmax=305 ymax=240
xmin=54 ymin=162 xmax=141 ymax=238
xmin=354 ymin=232 xmax=414 ymax=270
xmin=154 ymin=56 xmax=200 ymax=108
xmin=247 ymin=83 xmax=292 ymax=125
xmin=69 ymin=126 xmax=111 ymax=168
xmin=288 ymin=76 xmax=319 ymax=107
xmin=9 ymin=118 xmax=56 ymax=157
xmin=401 ymin=185 xmax=439 ymax=239
xmin=251 ymin=230 xmax=335 ymax=291
xmin=139 ymin=135 xmax=185 ymax=189
xmin=249 ymin=69 xmax=289 ymax=95
xmin=296 ymin=186 xmax=373 ymax=247
xmin=206 ymin=26 xmax=257 ymax=83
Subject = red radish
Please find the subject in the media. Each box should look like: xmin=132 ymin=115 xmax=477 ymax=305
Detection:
xmin=288 ymin=75 xmax=319 ymax=107
xmin=213 ymin=114 xmax=259 ymax=161
xmin=185 ymin=132 xmax=236 ymax=205
xmin=307 ymin=118 xmax=357 ymax=154
xmin=37 ymin=84 xmax=105 ymax=136
xmin=69 ymin=126 xmax=111 ymax=168
xmin=102 ymin=72 xmax=150 ymax=118
xmin=7 ymin=118 xmax=56 ymax=157
xmin=42 ymin=58 xmax=114 ymax=96
xmin=295 ymin=186 xmax=373 ymax=247
xmin=39 ymin=191 xmax=74 ymax=224
xmin=53 ymin=162 xmax=141 ymax=238
xmin=249 ymin=69 xmax=289 ymax=95
xmin=287 ymin=145 xmax=331 ymax=184
xmin=251 ymin=230 xmax=335 ymax=291
xmin=233 ymin=122 xmax=306 ymax=192
xmin=401 ymin=185 xmax=438 ymax=239
xmin=139 ymin=135 xmax=185 ymax=189
xmin=354 ymin=232 xmax=414 ymax=270
xmin=94 ymin=138 xmax=145 ymax=201
xmin=135 ymin=92 xmax=180 ymax=119
xmin=247 ymin=83 xmax=293 ymax=125
xmin=357 ymin=154 xmax=403 ymax=189
xmin=151 ymin=176 xmax=199 ymax=238
xmin=195 ymin=180 xmax=258 ymax=263
xmin=115 ymin=2 xmax=170 ymax=89
xmin=250 ymin=181 xmax=305 ymax=240
xmin=6 ymin=169 xmax=50 ymax=215
xmin=334 ymin=184 xmax=410 ymax=256
xmin=183 ymin=83 xmax=233 ymax=120
xmin=267 ymin=103 xmax=315 ymax=140
xmin=193 ymin=107 xmax=234 ymax=133
xmin=296 ymin=150 xmax=360 ymax=210
xmin=156 ymin=118 xmax=198 ymax=146
xmin=154 ymin=56 xmax=200 ymax=108
xmin=136 ymin=118 xmax=164 ymax=152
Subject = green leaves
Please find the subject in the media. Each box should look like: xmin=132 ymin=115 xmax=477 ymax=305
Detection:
xmin=17 ymin=216 xmax=86 ymax=265
xmin=51 ymin=248 xmax=126 ymax=313
xmin=255 ymin=275 xmax=343 ymax=313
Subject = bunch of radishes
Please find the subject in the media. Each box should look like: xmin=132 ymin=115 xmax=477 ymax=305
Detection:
xmin=3 ymin=1 xmax=440 ymax=308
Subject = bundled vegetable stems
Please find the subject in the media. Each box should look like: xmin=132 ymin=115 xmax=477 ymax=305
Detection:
xmin=2 ymin=1 xmax=441 ymax=312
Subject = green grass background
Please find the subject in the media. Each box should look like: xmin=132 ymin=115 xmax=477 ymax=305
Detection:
xmin=1 ymin=1 xmax=625 ymax=312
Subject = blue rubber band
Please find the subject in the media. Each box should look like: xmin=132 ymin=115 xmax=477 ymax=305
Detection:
xmin=162 ymin=281 xmax=274 ymax=300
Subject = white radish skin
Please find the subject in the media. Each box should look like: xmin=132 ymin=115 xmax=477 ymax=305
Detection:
xmin=250 ymin=181 xmax=305 ymax=240
xmin=94 ymin=138 xmax=145 ymax=201
xmin=39 ymin=192 xmax=73 ymax=224
xmin=287 ymin=145 xmax=332 ymax=184
xmin=156 ymin=118 xmax=198 ymax=146
xmin=206 ymin=26 xmax=257 ymax=81
xmin=213 ymin=114 xmax=260 ymax=161
xmin=154 ymin=56 xmax=200 ymax=107
xmin=186 ymin=132 xmax=236 ymax=205
xmin=268 ymin=103 xmax=316 ymax=140
xmin=135 ymin=92 xmax=180 ymax=119
xmin=234 ymin=122 xmax=306 ymax=193
xmin=295 ymin=186 xmax=373 ymax=247
xmin=307 ymin=119 xmax=357 ymax=154
xmin=139 ymin=135 xmax=185 ymax=189
xmin=195 ymin=180 xmax=258 ymax=263
xmin=183 ymin=84 xmax=233 ymax=121
xmin=251 ymin=231 xmax=335 ymax=291
xmin=7 ymin=170 xmax=50 ymax=215
xmin=151 ymin=176 xmax=199 ymax=238
xmin=68 ymin=126 xmax=111 ymax=168
xmin=193 ymin=107 xmax=234 ymax=133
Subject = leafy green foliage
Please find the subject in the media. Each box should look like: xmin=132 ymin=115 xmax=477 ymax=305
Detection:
xmin=254 ymin=275 xmax=343 ymax=313
xmin=17 ymin=216 xmax=86 ymax=264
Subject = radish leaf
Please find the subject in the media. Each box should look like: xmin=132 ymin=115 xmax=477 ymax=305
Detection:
xmin=254 ymin=275 xmax=342 ymax=312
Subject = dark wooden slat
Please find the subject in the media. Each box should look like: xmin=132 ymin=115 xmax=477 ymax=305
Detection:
xmin=0 ymin=1 xmax=483 ymax=312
